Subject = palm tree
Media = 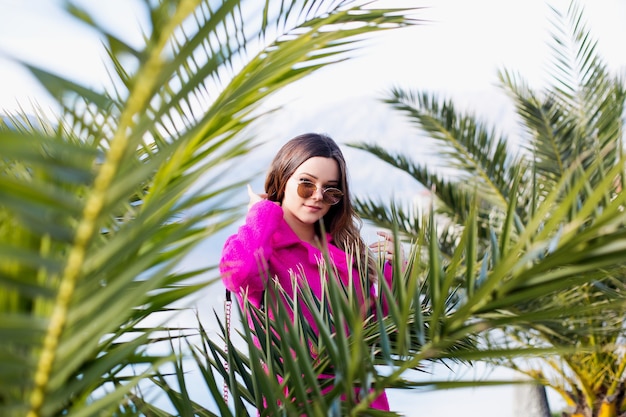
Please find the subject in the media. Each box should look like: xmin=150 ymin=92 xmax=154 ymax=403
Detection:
xmin=348 ymin=1 xmax=626 ymax=416
xmin=0 ymin=1 xmax=419 ymax=416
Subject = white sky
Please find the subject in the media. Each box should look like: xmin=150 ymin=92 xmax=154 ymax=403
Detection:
xmin=1 ymin=0 xmax=625 ymax=416
xmin=1 ymin=0 xmax=625 ymax=114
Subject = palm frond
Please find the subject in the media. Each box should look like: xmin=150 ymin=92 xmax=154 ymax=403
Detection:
xmin=383 ymin=89 xmax=517 ymax=208
xmin=349 ymin=1 xmax=626 ymax=414
xmin=500 ymin=2 xmax=625 ymax=193
xmin=0 ymin=1 xmax=421 ymax=416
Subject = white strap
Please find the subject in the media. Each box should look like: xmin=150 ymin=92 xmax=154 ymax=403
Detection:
xmin=223 ymin=290 xmax=232 ymax=404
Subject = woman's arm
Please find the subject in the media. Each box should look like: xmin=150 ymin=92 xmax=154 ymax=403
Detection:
xmin=369 ymin=231 xmax=405 ymax=317
xmin=219 ymin=199 xmax=283 ymax=305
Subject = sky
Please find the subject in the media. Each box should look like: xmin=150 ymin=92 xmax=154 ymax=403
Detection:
xmin=1 ymin=0 xmax=626 ymax=416
xmin=2 ymin=0 xmax=625 ymax=115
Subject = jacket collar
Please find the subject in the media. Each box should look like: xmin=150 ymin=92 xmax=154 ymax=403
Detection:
xmin=272 ymin=217 xmax=334 ymax=249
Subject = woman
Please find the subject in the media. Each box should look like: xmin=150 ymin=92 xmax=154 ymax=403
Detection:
xmin=220 ymin=133 xmax=399 ymax=411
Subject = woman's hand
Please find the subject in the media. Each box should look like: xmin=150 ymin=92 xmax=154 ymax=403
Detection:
xmin=247 ymin=184 xmax=268 ymax=211
xmin=369 ymin=231 xmax=404 ymax=263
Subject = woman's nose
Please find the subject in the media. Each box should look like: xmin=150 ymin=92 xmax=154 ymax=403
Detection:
xmin=312 ymin=186 xmax=324 ymax=200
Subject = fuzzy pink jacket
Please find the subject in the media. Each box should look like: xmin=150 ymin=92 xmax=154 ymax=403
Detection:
xmin=220 ymin=200 xmax=391 ymax=324
xmin=219 ymin=200 xmax=392 ymax=410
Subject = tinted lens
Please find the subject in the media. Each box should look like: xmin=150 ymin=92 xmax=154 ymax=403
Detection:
xmin=297 ymin=181 xmax=317 ymax=199
xmin=322 ymin=188 xmax=343 ymax=205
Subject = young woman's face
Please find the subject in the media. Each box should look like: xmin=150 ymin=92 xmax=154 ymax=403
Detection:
xmin=281 ymin=156 xmax=341 ymax=230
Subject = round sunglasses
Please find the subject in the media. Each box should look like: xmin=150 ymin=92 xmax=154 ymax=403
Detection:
xmin=297 ymin=180 xmax=344 ymax=205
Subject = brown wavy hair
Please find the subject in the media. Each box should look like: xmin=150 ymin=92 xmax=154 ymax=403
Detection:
xmin=264 ymin=133 xmax=377 ymax=283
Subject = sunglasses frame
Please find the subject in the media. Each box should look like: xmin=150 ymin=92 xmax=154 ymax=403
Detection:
xmin=296 ymin=179 xmax=344 ymax=205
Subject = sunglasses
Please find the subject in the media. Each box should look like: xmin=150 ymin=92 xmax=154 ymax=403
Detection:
xmin=297 ymin=180 xmax=344 ymax=205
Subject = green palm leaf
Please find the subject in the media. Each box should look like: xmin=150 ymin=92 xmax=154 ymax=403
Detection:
xmin=348 ymin=1 xmax=626 ymax=415
xmin=0 ymin=1 xmax=419 ymax=416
